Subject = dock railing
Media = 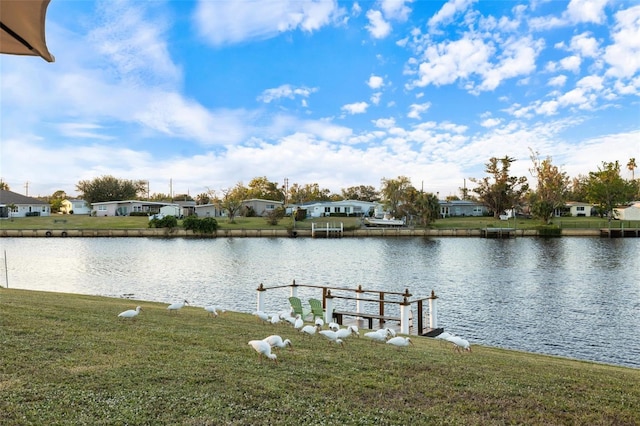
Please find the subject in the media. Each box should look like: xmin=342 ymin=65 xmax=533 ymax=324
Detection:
xmin=256 ymin=279 xmax=439 ymax=335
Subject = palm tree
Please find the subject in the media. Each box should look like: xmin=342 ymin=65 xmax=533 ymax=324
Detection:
xmin=627 ymin=158 xmax=637 ymax=180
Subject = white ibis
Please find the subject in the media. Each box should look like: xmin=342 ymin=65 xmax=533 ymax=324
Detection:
xmin=318 ymin=329 xmax=342 ymax=345
xmin=270 ymin=313 xmax=282 ymax=325
xmin=300 ymin=324 xmax=319 ymax=336
xmin=315 ymin=318 xmax=324 ymax=328
xmin=167 ymin=300 xmax=189 ymax=313
xmin=263 ymin=335 xmax=293 ymax=350
xmin=118 ymin=306 xmax=141 ymax=319
xmin=386 ymin=336 xmax=413 ymax=348
xmin=448 ymin=335 xmax=472 ymax=352
xmin=328 ymin=322 xmax=340 ymax=331
xmin=364 ymin=330 xmax=388 ymax=343
xmin=335 ymin=325 xmax=359 ymax=339
xmin=248 ymin=340 xmax=278 ymax=364
xmin=253 ymin=311 xmax=270 ymax=324
xmin=204 ymin=305 xmax=222 ymax=317
xmin=293 ymin=315 xmax=304 ymax=330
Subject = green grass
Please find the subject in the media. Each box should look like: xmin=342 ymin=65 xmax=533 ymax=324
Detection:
xmin=1 ymin=214 xmax=637 ymax=232
xmin=1 ymin=289 xmax=638 ymax=425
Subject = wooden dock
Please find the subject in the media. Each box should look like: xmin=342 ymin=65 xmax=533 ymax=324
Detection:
xmin=600 ymin=228 xmax=640 ymax=238
xmin=481 ymin=227 xmax=516 ymax=238
xmin=311 ymin=222 xmax=343 ymax=238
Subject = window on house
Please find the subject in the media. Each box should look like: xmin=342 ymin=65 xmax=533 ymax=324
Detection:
xmin=266 ymin=204 xmax=274 ymax=210
xmin=345 ymin=207 xmax=351 ymax=214
xmin=98 ymin=205 xmax=107 ymax=211
xmin=335 ymin=207 xmax=341 ymax=213
xmin=324 ymin=207 xmax=331 ymax=213
xmin=577 ymin=206 xmax=584 ymax=211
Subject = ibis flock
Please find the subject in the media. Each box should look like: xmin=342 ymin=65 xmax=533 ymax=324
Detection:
xmin=117 ymin=300 xmax=471 ymax=364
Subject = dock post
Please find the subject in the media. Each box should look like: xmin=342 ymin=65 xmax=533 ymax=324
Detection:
xmin=400 ymin=297 xmax=410 ymax=335
xmin=356 ymin=285 xmax=364 ymax=320
xmin=256 ymin=283 xmax=266 ymax=313
xmin=325 ymin=290 xmax=334 ymax=324
xmin=290 ymin=279 xmax=298 ymax=298
xmin=428 ymin=290 xmax=438 ymax=329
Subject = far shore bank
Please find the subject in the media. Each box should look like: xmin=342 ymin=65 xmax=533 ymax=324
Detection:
xmin=0 ymin=228 xmax=605 ymax=238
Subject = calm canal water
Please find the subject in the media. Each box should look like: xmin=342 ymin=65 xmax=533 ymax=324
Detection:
xmin=2 ymin=237 xmax=639 ymax=368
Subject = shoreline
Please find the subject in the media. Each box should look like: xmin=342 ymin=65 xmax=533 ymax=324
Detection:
xmin=0 ymin=228 xmax=605 ymax=238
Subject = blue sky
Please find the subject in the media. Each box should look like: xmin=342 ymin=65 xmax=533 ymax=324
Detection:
xmin=1 ymin=0 xmax=638 ymax=199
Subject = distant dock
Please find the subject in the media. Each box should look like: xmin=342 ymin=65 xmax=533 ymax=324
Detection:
xmin=480 ymin=228 xmax=515 ymax=238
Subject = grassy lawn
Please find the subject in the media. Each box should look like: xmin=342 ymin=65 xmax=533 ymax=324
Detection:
xmin=1 ymin=289 xmax=638 ymax=425
xmin=1 ymin=214 xmax=637 ymax=232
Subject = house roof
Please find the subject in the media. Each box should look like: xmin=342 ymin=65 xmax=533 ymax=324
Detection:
xmin=91 ymin=200 xmax=179 ymax=206
xmin=0 ymin=190 xmax=47 ymax=205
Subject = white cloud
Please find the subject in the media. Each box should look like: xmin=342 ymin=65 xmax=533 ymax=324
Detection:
xmin=477 ymin=37 xmax=543 ymax=91
xmin=407 ymin=35 xmax=492 ymax=88
xmin=548 ymin=75 xmax=568 ymax=87
xmin=367 ymin=75 xmax=385 ymax=89
xmin=194 ymin=0 xmax=343 ymax=46
xmin=370 ymin=92 xmax=382 ymax=105
xmin=559 ymin=55 xmax=582 ymax=73
xmin=380 ymin=0 xmax=413 ymax=21
xmin=428 ymin=0 xmax=477 ymax=30
xmin=407 ymin=102 xmax=431 ymax=119
xmin=480 ymin=118 xmax=501 ymax=128
xmin=604 ymin=5 xmax=640 ymax=78
xmin=530 ymin=0 xmax=609 ymax=30
xmin=257 ymin=84 xmax=318 ymax=103
xmin=57 ymin=123 xmax=113 ymax=140
xmin=565 ymin=0 xmax=609 ymax=25
xmin=373 ymin=117 xmax=396 ymax=128
xmin=365 ymin=9 xmax=391 ymax=38
xmin=341 ymin=102 xmax=369 ymax=114
xmin=570 ymin=32 xmax=600 ymax=58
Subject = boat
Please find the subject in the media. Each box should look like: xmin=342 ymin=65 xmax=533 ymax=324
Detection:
xmin=363 ymin=216 xmax=405 ymax=227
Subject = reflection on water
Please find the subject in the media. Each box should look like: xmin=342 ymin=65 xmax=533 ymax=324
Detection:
xmin=2 ymin=237 xmax=639 ymax=368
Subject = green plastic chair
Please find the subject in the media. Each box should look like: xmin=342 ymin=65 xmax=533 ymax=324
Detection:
xmin=289 ymin=296 xmax=311 ymax=319
xmin=308 ymin=298 xmax=325 ymax=320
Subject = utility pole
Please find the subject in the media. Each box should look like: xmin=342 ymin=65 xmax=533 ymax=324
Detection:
xmin=24 ymin=181 xmax=29 ymax=196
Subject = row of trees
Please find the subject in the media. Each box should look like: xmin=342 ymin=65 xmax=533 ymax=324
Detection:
xmin=472 ymin=154 xmax=638 ymax=224
xmin=4 ymin=155 xmax=637 ymax=224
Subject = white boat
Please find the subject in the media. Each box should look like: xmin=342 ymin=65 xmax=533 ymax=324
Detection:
xmin=363 ymin=217 xmax=405 ymax=227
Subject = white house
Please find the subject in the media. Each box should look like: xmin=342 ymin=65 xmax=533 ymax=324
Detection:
xmin=614 ymin=202 xmax=640 ymax=221
xmin=439 ymin=200 xmax=488 ymax=218
xmin=0 ymin=189 xmax=50 ymax=218
xmin=60 ymin=199 xmax=91 ymax=215
xmin=242 ymin=199 xmax=283 ymax=216
xmin=91 ymin=200 xmax=179 ymax=216
xmin=563 ymin=202 xmax=594 ymax=217
xmin=194 ymin=204 xmax=223 ymax=218
xmin=297 ymin=200 xmax=378 ymax=218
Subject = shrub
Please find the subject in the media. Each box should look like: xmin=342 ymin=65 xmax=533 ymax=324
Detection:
xmin=535 ymin=225 xmax=562 ymax=237
xmin=265 ymin=207 xmax=285 ymax=225
xmin=148 ymin=215 xmax=178 ymax=229
xmin=182 ymin=216 xmax=218 ymax=234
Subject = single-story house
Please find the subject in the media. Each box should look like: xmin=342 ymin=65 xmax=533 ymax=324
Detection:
xmin=60 ymin=199 xmax=91 ymax=215
xmin=614 ymin=202 xmax=640 ymax=221
xmin=0 ymin=189 xmax=51 ymax=218
xmin=242 ymin=199 xmax=284 ymax=217
xmin=439 ymin=200 xmax=488 ymax=218
xmin=91 ymin=200 xmax=180 ymax=216
xmin=561 ymin=201 xmax=595 ymax=217
xmin=194 ymin=204 xmax=223 ymax=218
xmin=297 ymin=200 xmax=378 ymax=218
xmin=174 ymin=199 xmax=196 ymax=217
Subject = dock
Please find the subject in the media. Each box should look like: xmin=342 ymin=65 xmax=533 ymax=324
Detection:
xmin=481 ymin=227 xmax=515 ymax=238
xmin=311 ymin=222 xmax=343 ymax=238
xmin=600 ymin=228 xmax=640 ymax=238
